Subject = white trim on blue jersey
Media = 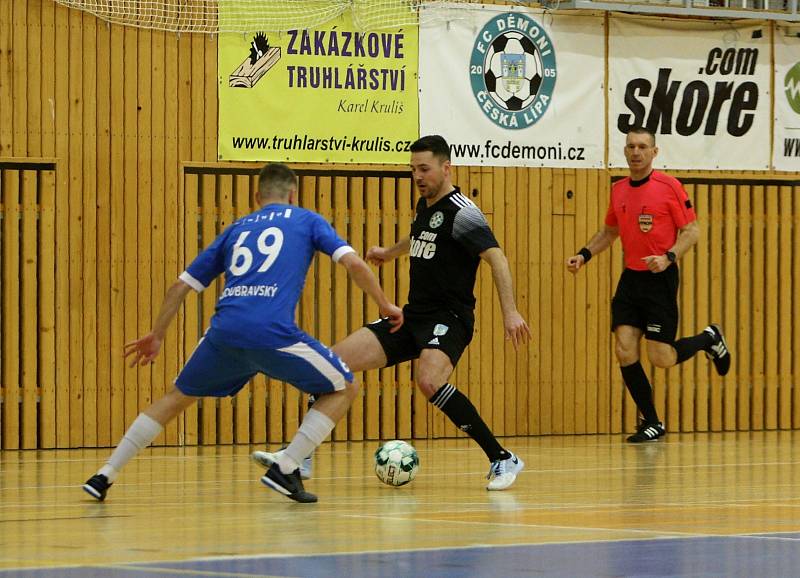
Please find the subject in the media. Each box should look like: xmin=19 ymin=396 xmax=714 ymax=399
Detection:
xmin=276 ymin=342 xmax=347 ymax=391
xmin=179 ymin=271 xmax=205 ymax=292
xmin=331 ymin=245 xmax=356 ymax=263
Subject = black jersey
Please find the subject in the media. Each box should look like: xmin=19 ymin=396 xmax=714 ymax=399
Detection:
xmin=406 ymin=187 xmax=499 ymax=324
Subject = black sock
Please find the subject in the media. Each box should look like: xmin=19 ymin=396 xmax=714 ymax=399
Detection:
xmin=673 ymin=331 xmax=714 ymax=364
xmin=429 ymin=383 xmax=509 ymax=462
xmin=620 ymin=362 xmax=659 ymax=424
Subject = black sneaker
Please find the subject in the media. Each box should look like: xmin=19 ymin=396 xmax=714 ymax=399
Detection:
xmin=704 ymin=324 xmax=731 ymax=376
xmin=82 ymin=474 xmax=112 ymax=501
xmin=260 ymin=463 xmax=317 ymax=503
xmin=626 ymin=422 xmax=666 ymax=443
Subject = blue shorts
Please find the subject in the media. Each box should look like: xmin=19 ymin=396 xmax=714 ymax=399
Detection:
xmin=175 ymin=332 xmax=354 ymax=397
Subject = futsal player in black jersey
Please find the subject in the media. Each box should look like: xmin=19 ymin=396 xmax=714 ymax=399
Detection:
xmin=255 ymin=135 xmax=532 ymax=490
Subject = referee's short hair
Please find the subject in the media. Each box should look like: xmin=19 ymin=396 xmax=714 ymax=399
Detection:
xmin=628 ymin=126 xmax=656 ymax=147
xmin=258 ymin=163 xmax=297 ymax=200
xmin=410 ymin=135 xmax=451 ymax=162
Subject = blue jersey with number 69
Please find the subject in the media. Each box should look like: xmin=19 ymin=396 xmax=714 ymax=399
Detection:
xmin=179 ymin=203 xmax=354 ymax=348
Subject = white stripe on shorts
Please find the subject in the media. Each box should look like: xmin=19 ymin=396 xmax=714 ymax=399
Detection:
xmin=277 ymin=342 xmax=347 ymax=391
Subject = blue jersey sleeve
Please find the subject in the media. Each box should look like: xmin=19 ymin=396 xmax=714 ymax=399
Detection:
xmin=311 ymin=213 xmax=354 ymax=262
xmin=180 ymin=225 xmax=232 ymax=291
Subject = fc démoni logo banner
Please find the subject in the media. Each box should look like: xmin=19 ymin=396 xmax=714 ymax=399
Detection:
xmin=420 ymin=4 xmax=604 ymax=168
xmin=773 ymin=25 xmax=800 ymax=171
xmin=218 ymin=10 xmax=418 ymax=163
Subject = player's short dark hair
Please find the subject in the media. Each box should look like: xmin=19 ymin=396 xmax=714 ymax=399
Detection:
xmin=258 ymin=163 xmax=297 ymax=199
xmin=410 ymin=135 xmax=451 ymax=162
xmin=627 ymin=126 xmax=656 ymax=147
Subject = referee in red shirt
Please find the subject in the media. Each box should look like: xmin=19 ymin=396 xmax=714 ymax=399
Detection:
xmin=567 ymin=127 xmax=731 ymax=442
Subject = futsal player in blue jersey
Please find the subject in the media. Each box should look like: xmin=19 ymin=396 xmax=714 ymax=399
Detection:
xmin=83 ymin=163 xmax=403 ymax=504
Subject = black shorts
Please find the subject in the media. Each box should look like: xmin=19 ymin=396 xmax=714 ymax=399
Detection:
xmin=365 ymin=309 xmax=473 ymax=368
xmin=611 ymin=265 xmax=679 ymax=343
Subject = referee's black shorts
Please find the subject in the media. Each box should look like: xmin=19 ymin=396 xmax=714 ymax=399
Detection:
xmin=611 ymin=264 xmax=679 ymax=343
xmin=365 ymin=309 xmax=473 ymax=368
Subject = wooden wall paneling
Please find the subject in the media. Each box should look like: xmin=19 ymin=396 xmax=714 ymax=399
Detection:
xmin=572 ymin=169 xmax=588 ymax=434
xmin=149 ymin=29 xmax=168 ymax=445
xmin=379 ymin=177 xmax=397 ymax=439
xmin=794 ymin=185 xmax=800 ymax=428
xmin=162 ymin=31 xmax=181 ymax=446
xmin=581 ymin=171 xmax=598 ymax=433
xmin=26 ymin=0 xmax=42 ymax=156
xmin=722 ymin=184 xmax=738 ymax=430
xmin=736 ymin=184 xmax=752 ymax=431
xmin=216 ymin=174 xmax=235 ymax=444
xmin=331 ymin=175 xmax=349 ymax=441
xmin=597 ymin=174 xmax=613 ymax=434
xmin=204 ymin=35 xmax=217 ymax=162
xmin=314 ymin=176 xmax=334 ymax=440
xmin=750 ymin=185 xmax=765 ymax=430
xmin=396 ymin=176 xmax=413 ymax=440
xmin=514 ymin=167 xmax=530 ymax=435
xmin=550 ymin=169 xmax=566 ymax=434
xmin=108 ymin=17 xmax=126 ymax=445
xmin=478 ymin=168 xmax=494 ymax=438
xmin=39 ymin=168 xmax=57 ymax=447
xmin=563 ymin=170 xmax=578 ymax=434
xmin=136 ymin=27 xmax=154 ymax=438
xmin=95 ymin=17 xmax=112 ymax=448
xmin=694 ymin=184 xmax=711 ymax=431
xmin=2 ymin=170 xmax=20 ymax=448
xmin=453 ymin=167 xmax=474 ymax=438
xmin=764 ymin=185 xmax=779 ymax=429
xmin=80 ymin=9 xmax=98 ymax=448
xmin=21 ymin=170 xmax=38 ymax=448
xmin=708 ymin=183 xmax=724 ymax=430
xmin=346 ymin=176 xmax=366 ymax=440
xmin=68 ymin=7 xmax=85 ymax=447
xmin=12 ymin=0 xmax=28 ymax=156
xmin=0 ymin=1 xmax=12 ymax=155
xmin=122 ymin=25 xmax=139 ymax=437
xmin=492 ymin=166 xmax=506 ymax=436
xmin=364 ymin=176 xmax=381 ymax=439
xmin=527 ymin=168 xmax=542 ymax=435
xmin=503 ymin=166 xmax=518 ymax=435
xmin=779 ymin=185 xmax=792 ymax=429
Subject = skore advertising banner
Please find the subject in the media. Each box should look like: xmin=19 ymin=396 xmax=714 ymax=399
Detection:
xmin=419 ymin=4 xmax=604 ymax=167
xmin=773 ymin=25 xmax=800 ymax=171
xmin=218 ymin=10 xmax=418 ymax=163
xmin=609 ymin=16 xmax=770 ymax=170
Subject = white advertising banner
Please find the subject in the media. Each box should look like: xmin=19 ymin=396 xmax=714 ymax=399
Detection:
xmin=419 ymin=4 xmax=605 ymax=167
xmin=609 ymin=16 xmax=770 ymax=170
xmin=773 ymin=26 xmax=800 ymax=172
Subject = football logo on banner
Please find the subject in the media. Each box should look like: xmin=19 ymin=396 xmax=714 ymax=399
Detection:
xmin=469 ymin=13 xmax=557 ymax=130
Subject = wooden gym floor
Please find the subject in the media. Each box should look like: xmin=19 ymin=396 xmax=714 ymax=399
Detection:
xmin=1 ymin=431 xmax=800 ymax=577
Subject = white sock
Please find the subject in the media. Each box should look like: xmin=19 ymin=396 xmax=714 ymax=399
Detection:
xmin=100 ymin=413 xmax=164 ymax=482
xmin=278 ymin=409 xmax=334 ymax=474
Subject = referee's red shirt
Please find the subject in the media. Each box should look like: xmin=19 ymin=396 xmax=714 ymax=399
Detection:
xmin=605 ymin=170 xmax=697 ymax=271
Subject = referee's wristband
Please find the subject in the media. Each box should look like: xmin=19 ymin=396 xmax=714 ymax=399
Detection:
xmin=577 ymin=247 xmax=592 ymax=263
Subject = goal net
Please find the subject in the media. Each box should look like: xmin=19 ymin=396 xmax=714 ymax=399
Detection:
xmin=51 ymin=0 xmax=482 ymax=34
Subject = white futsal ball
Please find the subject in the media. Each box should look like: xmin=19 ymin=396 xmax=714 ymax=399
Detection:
xmin=374 ymin=440 xmax=419 ymax=486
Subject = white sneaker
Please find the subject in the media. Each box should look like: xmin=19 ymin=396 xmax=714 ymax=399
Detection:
xmin=486 ymin=452 xmax=524 ymax=491
xmin=251 ymin=450 xmax=313 ymax=480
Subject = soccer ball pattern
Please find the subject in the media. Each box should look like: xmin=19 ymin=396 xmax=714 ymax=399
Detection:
xmin=483 ymin=31 xmax=543 ymax=112
xmin=374 ymin=440 xmax=419 ymax=486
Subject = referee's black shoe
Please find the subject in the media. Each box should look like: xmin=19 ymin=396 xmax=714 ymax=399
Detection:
xmin=704 ymin=324 xmax=731 ymax=376
xmin=626 ymin=422 xmax=666 ymax=443
xmin=261 ymin=463 xmax=318 ymax=503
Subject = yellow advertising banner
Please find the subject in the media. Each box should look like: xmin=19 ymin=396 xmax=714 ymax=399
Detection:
xmin=218 ymin=11 xmax=419 ymax=163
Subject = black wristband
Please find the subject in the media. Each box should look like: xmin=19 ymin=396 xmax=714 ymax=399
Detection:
xmin=577 ymin=247 xmax=592 ymax=263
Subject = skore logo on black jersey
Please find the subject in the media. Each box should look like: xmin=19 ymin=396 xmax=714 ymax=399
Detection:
xmin=410 ymin=234 xmax=437 ymax=259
